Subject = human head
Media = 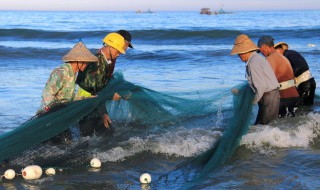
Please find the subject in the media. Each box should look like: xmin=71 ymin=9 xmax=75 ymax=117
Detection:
xmin=116 ymin=29 xmax=133 ymax=49
xmin=102 ymin=32 xmax=126 ymax=54
xmin=257 ymin=35 xmax=275 ymax=57
xmin=230 ymin=34 xmax=259 ymax=62
xmin=62 ymin=41 xmax=98 ymax=71
xmin=274 ymin=42 xmax=289 ymax=55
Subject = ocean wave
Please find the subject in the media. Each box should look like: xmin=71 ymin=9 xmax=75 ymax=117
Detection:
xmin=93 ymin=127 xmax=221 ymax=162
xmin=240 ymin=113 xmax=320 ymax=155
xmin=0 ymin=28 xmax=319 ymax=41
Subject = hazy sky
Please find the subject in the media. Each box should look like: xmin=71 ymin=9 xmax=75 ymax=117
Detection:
xmin=0 ymin=0 xmax=319 ymax=11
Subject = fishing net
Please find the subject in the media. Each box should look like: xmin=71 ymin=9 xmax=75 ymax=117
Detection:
xmin=0 ymin=71 xmax=238 ymax=165
xmin=183 ymin=83 xmax=255 ymax=189
xmin=0 ymin=70 xmax=255 ymax=180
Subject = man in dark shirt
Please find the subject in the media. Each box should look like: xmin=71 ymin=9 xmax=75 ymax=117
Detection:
xmin=275 ymin=42 xmax=316 ymax=105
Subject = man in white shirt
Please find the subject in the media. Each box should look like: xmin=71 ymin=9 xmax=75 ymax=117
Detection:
xmin=231 ymin=34 xmax=280 ymax=125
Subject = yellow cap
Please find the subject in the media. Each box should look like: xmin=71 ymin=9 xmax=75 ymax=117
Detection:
xmin=102 ymin=33 xmax=126 ymax=54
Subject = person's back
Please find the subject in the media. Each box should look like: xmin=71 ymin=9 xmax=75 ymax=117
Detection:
xmin=275 ymin=42 xmax=316 ymax=105
xmin=266 ymin=51 xmax=299 ymax=99
xmin=284 ymin=49 xmax=309 ymax=77
xmin=258 ymin=35 xmax=300 ymax=117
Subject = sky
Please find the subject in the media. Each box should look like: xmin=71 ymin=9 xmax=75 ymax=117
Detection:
xmin=0 ymin=0 xmax=319 ymax=11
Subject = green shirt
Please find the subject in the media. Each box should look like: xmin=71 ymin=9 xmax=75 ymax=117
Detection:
xmin=76 ymin=51 xmax=115 ymax=95
xmin=40 ymin=63 xmax=76 ymax=110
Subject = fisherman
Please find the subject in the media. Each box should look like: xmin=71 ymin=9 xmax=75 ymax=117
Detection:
xmin=274 ymin=42 xmax=316 ymax=105
xmin=231 ymin=34 xmax=280 ymax=125
xmin=76 ymin=30 xmax=133 ymax=137
xmin=38 ymin=41 xmax=98 ymax=142
xmin=257 ymin=36 xmax=300 ymax=118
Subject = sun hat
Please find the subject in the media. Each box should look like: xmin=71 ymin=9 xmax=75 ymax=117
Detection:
xmin=116 ymin=29 xmax=133 ymax=48
xmin=274 ymin=42 xmax=289 ymax=50
xmin=62 ymin=41 xmax=98 ymax=62
xmin=230 ymin=34 xmax=259 ymax=55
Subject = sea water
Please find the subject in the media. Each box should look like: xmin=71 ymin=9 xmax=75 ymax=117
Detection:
xmin=0 ymin=10 xmax=319 ymax=189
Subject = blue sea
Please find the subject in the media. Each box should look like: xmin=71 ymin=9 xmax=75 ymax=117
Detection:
xmin=0 ymin=10 xmax=320 ymax=189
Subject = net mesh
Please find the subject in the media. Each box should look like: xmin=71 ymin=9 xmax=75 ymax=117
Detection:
xmin=183 ymin=83 xmax=254 ymax=189
xmin=0 ymin=71 xmax=254 ymax=174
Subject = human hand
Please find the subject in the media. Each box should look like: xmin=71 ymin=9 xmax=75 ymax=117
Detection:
xmin=103 ymin=114 xmax=112 ymax=129
xmin=231 ymin=88 xmax=239 ymax=94
xmin=112 ymin=93 xmax=121 ymax=101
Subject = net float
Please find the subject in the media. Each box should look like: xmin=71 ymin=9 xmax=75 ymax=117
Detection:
xmin=22 ymin=165 xmax=43 ymax=180
xmin=3 ymin=169 xmax=16 ymax=180
xmin=140 ymin=173 xmax=151 ymax=184
xmin=90 ymin=158 xmax=101 ymax=168
xmin=45 ymin=168 xmax=56 ymax=176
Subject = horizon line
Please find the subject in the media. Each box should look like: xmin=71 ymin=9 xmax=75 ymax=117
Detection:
xmin=0 ymin=8 xmax=319 ymax=12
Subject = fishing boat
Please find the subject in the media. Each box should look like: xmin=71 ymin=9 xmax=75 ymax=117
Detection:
xmin=136 ymin=8 xmax=155 ymax=14
xmin=200 ymin=5 xmax=233 ymax=15
xmin=200 ymin=8 xmax=212 ymax=15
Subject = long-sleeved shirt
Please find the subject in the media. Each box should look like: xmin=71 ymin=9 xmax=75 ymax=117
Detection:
xmin=40 ymin=63 xmax=76 ymax=110
xmin=266 ymin=51 xmax=299 ymax=99
xmin=76 ymin=50 xmax=116 ymax=116
xmin=246 ymin=52 xmax=279 ymax=104
xmin=76 ymin=50 xmax=115 ymax=95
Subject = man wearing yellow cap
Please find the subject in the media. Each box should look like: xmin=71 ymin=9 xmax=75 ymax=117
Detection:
xmin=231 ymin=34 xmax=280 ymax=125
xmin=275 ymin=42 xmax=316 ymax=105
xmin=38 ymin=41 xmax=98 ymax=143
xmin=76 ymin=32 xmax=132 ymax=137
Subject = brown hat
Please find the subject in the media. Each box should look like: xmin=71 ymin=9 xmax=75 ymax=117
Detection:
xmin=230 ymin=34 xmax=259 ymax=55
xmin=274 ymin=42 xmax=289 ymax=50
xmin=62 ymin=41 xmax=98 ymax=62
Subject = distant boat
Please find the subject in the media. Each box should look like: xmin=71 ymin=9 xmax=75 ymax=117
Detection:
xmin=136 ymin=8 xmax=155 ymax=14
xmin=214 ymin=6 xmax=233 ymax=14
xmin=200 ymin=8 xmax=212 ymax=15
xmin=200 ymin=5 xmax=233 ymax=15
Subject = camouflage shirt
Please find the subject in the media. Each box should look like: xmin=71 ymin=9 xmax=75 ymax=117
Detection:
xmin=76 ymin=51 xmax=115 ymax=95
xmin=40 ymin=63 xmax=76 ymax=110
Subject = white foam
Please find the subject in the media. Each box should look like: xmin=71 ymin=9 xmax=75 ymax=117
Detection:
xmin=240 ymin=113 xmax=320 ymax=154
xmin=94 ymin=127 xmax=221 ymax=162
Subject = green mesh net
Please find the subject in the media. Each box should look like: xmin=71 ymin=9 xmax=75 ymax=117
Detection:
xmin=183 ymin=83 xmax=255 ymax=189
xmin=0 ymin=71 xmax=254 ymax=174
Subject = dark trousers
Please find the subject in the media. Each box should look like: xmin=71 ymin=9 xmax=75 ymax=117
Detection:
xmin=255 ymin=89 xmax=280 ymax=125
xmin=78 ymin=110 xmax=109 ymax=137
xmin=279 ymin=97 xmax=301 ymax=118
xmin=298 ymin=78 xmax=316 ymax=105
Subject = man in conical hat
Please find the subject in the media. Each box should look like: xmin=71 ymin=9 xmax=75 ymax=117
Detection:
xmin=40 ymin=41 xmax=98 ymax=112
xmin=38 ymin=41 xmax=98 ymax=114
xmin=37 ymin=40 xmax=98 ymax=143
xmin=231 ymin=34 xmax=280 ymax=125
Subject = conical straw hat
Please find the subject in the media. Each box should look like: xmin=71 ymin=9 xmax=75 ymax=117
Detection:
xmin=62 ymin=41 xmax=98 ymax=62
xmin=230 ymin=34 xmax=259 ymax=55
xmin=274 ymin=42 xmax=289 ymax=50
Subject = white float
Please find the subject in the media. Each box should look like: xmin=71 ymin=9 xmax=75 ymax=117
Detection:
xmin=139 ymin=173 xmax=152 ymax=184
xmin=3 ymin=169 xmax=16 ymax=180
xmin=22 ymin=165 xmax=43 ymax=180
xmin=90 ymin=158 xmax=101 ymax=168
xmin=45 ymin=168 xmax=56 ymax=176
